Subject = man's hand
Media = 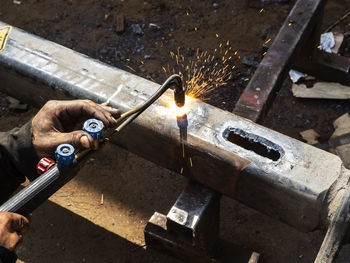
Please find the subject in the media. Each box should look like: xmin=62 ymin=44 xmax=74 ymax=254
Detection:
xmin=0 ymin=212 xmax=29 ymax=251
xmin=32 ymin=100 xmax=120 ymax=158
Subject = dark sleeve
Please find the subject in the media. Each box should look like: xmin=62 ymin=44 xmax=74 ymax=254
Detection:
xmin=0 ymin=246 xmax=17 ymax=263
xmin=0 ymin=121 xmax=39 ymax=203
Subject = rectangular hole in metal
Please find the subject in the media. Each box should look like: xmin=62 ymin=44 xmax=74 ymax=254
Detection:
xmin=223 ymin=128 xmax=283 ymax=161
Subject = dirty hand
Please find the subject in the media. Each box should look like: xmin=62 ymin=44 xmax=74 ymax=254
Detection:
xmin=32 ymin=100 xmax=121 ymax=158
xmin=0 ymin=212 xmax=30 ymax=251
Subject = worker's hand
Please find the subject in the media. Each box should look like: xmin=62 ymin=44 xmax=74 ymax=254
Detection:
xmin=32 ymin=100 xmax=120 ymax=158
xmin=0 ymin=212 xmax=30 ymax=251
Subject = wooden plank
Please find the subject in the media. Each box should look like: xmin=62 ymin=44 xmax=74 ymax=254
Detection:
xmin=292 ymin=82 xmax=350 ymax=99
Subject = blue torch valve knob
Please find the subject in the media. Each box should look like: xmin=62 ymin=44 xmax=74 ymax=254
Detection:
xmin=55 ymin=144 xmax=75 ymax=166
xmin=83 ymin=119 xmax=104 ymax=140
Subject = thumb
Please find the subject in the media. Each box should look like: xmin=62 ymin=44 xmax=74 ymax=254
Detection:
xmin=69 ymin=130 xmax=94 ymax=150
xmin=56 ymin=130 xmax=94 ymax=150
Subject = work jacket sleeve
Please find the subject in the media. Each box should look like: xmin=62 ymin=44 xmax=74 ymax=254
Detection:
xmin=0 ymin=121 xmax=39 ymax=203
xmin=0 ymin=247 xmax=17 ymax=263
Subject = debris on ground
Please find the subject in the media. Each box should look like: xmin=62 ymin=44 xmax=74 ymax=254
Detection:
xmin=319 ymin=31 xmax=344 ymax=54
xmin=149 ymin=23 xmax=160 ymax=30
xmin=292 ymin=82 xmax=350 ymax=99
xmin=6 ymin=96 xmax=27 ymax=111
xmin=331 ymin=32 xmax=344 ymax=53
xmin=130 ymin=24 xmax=144 ymax=35
xmin=289 ymin=69 xmax=307 ymax=83
xmin=320 ymin=32 xmax=335 ymax=53
xmin=329 ymin=113 xmax=350 ymax=169
xmin=300 ymin=129 xmax=320 ymax=145
xmin=213 ymin=3 xmax=219 ymax=9
xmin=299 ymin=129 xmax=329 ymax=151
xmin=115 ymin=14 xmax=125 ymax=34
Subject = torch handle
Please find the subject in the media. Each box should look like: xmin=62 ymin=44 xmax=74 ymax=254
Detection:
xmin=0 ymin=164 xmax=74 ymax=215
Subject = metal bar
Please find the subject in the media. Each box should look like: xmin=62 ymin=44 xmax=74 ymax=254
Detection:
xmin=144 ymin=180 xmax=220 ymax=261
xmin=295 ymin=51 xmax=350 ymax=83
xmin=166 ymin=180 xmax=220 ymax=251
xmin=0 ymin=22 xmax=348 ymax=231
xmin=314 ymin=184 xmax=350 ymax=263
xmin=233 ymin=0 xmax=327 ymax=122
xmin=0 ymin=165 xmax=76 ymax=215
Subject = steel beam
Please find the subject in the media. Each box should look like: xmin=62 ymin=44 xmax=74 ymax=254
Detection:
xmin=233 ymin=0 xmax=328 ymax=122
xmin=0 ymin=22 xmax=349 ymax=231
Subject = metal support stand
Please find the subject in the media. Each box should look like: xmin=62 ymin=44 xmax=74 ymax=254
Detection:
xmin=294 ymin=10 xmax=350 ymax=83
xmin=145 ymin=180 xmax=220 ymax=262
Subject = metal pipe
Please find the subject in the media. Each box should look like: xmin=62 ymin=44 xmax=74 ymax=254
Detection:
xmin=0 ymin=165 xmax=75 ymax=215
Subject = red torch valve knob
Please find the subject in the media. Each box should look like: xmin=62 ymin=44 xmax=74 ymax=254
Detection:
xmin=37 ymin=158 xmax=56 ymax=175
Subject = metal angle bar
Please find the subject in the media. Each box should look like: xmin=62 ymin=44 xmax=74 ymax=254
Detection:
xmin=233 ymin=0 xmax=327 ymax=122
xmin=0 ymin=22 xmax=348 ymax=231
xmin=314 ymin=183 xmax=350 ymax=263
xmin=295 ymin=51 xmax=350 ymax=83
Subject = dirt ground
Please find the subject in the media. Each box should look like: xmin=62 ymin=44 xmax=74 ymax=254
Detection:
xmin=1 ymin=0 xmax=350 ymax=262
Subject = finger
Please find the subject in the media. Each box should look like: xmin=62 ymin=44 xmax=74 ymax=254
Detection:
xmin=62 ymin=100 xmax=121 ymax=128
xmin=84 ymin=100 xmax=121 ymax=125
xmin=99 ymin=105 xmax=121 ymax=127
xmin=90 ymin=102 xmax=122 ymax=127
xmin=10 ymin=213 xmax=30 ymax=234
xmin=101 ymin=104 xmax=121 ymax=119
xmin=80 ymin=100 xmax=112 ymax=127
xmin=94 ymin=104 xmax=117 ymax=127
xmin=98 ymin=107 xmax=119 ymax=127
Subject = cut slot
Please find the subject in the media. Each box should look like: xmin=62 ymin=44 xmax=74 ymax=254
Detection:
xmin=223 ymin=128 xmax=283 ymax=161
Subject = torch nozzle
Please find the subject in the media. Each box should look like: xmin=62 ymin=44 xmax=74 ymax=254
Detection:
xmin=172 ymin=76 xmax=185 ymax=108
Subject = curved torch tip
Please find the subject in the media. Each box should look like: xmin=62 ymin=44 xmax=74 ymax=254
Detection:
xmin=174 ymin=88 xmax=185 ymax=107
xmin=171 ymin=74 xmax=185 ymax=107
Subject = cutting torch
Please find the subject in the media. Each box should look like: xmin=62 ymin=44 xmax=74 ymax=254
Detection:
xmin=0 ymin=74 xmax=185 ymax=215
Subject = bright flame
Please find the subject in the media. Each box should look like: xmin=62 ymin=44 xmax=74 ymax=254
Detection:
xmin=168 ymin=101 xmax=189 ymax=117
xmin=160 ymin=95 xmax=196 ymax=118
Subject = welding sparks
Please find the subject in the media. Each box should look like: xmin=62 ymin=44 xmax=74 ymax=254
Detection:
xmin=163 ymin=42 xmax=239 ymax=101
xmin=265 ymin=38 xmax=271 ymax=44
xmin=126 ymin=65 xmax=136 ymax=72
